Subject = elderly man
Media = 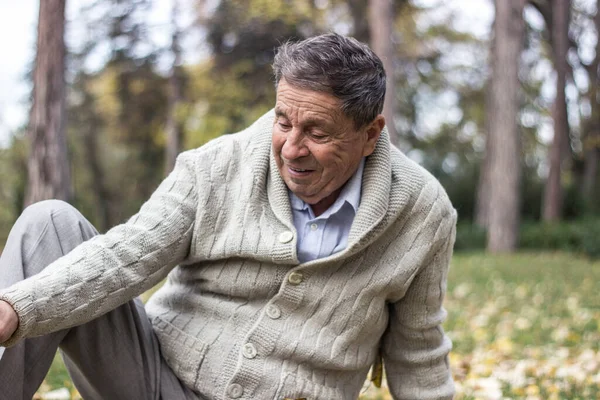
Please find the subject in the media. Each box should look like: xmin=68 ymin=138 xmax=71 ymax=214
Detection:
xmin=0 ymin=33 xmax=456 ymax=400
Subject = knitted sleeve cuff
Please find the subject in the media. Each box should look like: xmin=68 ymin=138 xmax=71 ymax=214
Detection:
xmin=0 ymin=288 xmax=35 ymax=347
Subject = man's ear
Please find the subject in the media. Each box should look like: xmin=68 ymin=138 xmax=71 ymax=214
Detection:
xmin=362 ymin=114 xmax=385 ymax=157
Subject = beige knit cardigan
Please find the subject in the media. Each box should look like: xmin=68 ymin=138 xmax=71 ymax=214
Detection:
xmin=1 ymin=110 xmax=457 ymax=400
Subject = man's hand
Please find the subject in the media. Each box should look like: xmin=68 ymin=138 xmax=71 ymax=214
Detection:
xmin=0 ymin=300 xmax=18 ymax=343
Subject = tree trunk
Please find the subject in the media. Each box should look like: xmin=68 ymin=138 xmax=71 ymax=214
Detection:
xmin=165 ymin=0 xmax=185 ymax=174
xmin=581 ymin=0 xmax=600 ymax=208
xmin=25 ymin=0 xmax=71 ymax=206
xmin=542 ymin=0 xmax=570 ymax=221
xmin=475 ymin=153 xmax=491 ymax=227
xmin=347 ymin=0 xmax=370 ymax=43
xmin=368 ymin=0 xmax=399 ymax=147
xmin=583 ymin=142 xmax=599 ymax=202
xmin=486 ymin=0 xmax=526 ymax=253
xmin=81 ymin=83 xmax=112 ymax=231
xmin=475 ymin=22 xmax=497 ymax=228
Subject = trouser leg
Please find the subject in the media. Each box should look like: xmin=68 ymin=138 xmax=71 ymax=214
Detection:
xmin=0 ymin=200 xmax=96 ymax=400
xmin=0 ymin=200 xmax=198 ymax=400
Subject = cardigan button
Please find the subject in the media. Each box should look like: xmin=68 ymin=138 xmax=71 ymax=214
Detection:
xmin=279 ymin=231 xmax=294 ymax=243
xmin=266 ymin=304 xmax=281 ymax=319
xmin=288 ymin=272 xmax=304 ymax=285
xmin=227 ymin=383 xmax=243 ymax=398
xmin=242 ymin=342 xmax=258 ymax=359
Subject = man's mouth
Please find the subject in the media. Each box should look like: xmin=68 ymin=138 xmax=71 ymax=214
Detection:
xmin=288 ymin=166 xmax=313 ymax=176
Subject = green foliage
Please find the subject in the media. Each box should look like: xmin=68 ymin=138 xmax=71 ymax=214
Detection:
xmin=581 ymin=219 xmax=600 ymax=259
xmin=0 ymin=135 xmax=27 ymax=243
xmin=65 ymin=64 xmax=169 ymax=229
xmin=519 ymin=219 xmax=600 ymax=259
xmin=520 ymin=166 xmax=544 ymax=221
xmin=44 ymin=353 xmax=73 ymax=391
xmin=520 ymin=220 xmax=585 ymax=252
xmin=457 ymin=219 xmax=600 ymax=259
xmin=454 ymin=222 xmax=486 ymax=251
xmin=185 ymin=60 xmax=274 ymax=148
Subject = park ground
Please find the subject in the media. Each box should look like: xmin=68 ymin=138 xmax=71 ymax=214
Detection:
xmin=36 ymin=252 xmax=600 ymax=400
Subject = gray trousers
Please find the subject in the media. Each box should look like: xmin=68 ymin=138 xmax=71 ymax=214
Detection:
xmin=0 ymin=200 xmax=200 ymax=400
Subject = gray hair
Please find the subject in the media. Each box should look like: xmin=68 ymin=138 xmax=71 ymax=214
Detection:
xmin=273 ymin=33 xmax=386 ymax=129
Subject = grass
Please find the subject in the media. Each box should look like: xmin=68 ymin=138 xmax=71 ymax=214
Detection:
xmin=35 ymin=252 xmax=600 ymax=399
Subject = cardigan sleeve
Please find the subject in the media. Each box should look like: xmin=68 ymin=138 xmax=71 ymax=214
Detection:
xmin=382 ymin=210 xmax=457 ymax=400
xmin=0 ymin=151 xmax=198 ymax=347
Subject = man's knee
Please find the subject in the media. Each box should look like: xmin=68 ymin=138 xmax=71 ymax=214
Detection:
xmin=21 ymin=199 xmax=74 ymax=217
xmin=0 ymin=200 xmax=94 ymax=280
xmin=17 ymin=200 xmax=97 ymax=254
xmin=18 ymin=200 xmax=79 ymax=231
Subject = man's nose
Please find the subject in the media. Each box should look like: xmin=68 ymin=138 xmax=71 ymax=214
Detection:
xmin=281 ymin=129 xmax=309 ymax=160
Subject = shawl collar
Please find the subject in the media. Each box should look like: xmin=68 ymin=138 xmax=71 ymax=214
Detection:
xmin=347 ymin=127 xmax=392 ymax=245
xmin=248 ymin=110 xmax=295 ymax=232
xmin=255 ymin=110 xmax=408 ymax=257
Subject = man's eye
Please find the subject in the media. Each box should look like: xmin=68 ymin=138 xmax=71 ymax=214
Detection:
xmin=278 ymin=122 xmax=292 ymax=130
xmin=310 ymin=131 xmax=328 ymax=140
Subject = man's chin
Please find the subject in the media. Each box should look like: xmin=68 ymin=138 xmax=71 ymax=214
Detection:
xmin=287 ymin=187 xmax=321 ymax=204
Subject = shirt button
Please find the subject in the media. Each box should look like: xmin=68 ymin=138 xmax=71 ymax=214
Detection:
xmin=227 ymin=383 xmax=243 ymax=398
xmin=279 ymin=231 xmax=294 ymax=243
xmin=242 ymin=342 xmax=257 ymax=359
xmin=310 ymin=223 xmax=318 ymax=231
xmin=288 ymin=271 xmax=304 ymax=285
xmin=266 ymin=304 xmax=281 ymax=319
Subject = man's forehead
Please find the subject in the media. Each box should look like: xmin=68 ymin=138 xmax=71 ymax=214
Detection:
xmin=275 ymin=97 xmax=343 ymax=122
xmin=274 ymin=103 xmax=340 ymax=126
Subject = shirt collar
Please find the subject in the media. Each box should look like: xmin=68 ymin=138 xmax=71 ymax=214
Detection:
xmin=289 ymin=158 xmax=365 ymax=217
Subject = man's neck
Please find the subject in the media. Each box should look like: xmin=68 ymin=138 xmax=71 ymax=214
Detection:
xmin=309 ymin=187 xmax=344 ymax=217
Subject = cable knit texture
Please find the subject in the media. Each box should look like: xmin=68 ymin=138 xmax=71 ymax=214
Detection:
xmin=0 ymin=110 xmax=457 ymax=400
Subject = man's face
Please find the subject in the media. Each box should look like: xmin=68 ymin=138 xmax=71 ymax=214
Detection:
xmin=272 ymin=79 xmax=383 ymax=214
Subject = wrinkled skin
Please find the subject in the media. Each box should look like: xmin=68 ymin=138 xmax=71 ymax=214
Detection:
xmin=272 ymin=79 xmax=384 ymax=216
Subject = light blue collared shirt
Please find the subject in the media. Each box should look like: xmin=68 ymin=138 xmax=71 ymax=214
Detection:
xmin=289 ymin=158 xmax=365 ymax=263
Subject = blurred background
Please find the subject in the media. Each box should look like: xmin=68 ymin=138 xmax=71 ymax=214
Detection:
xmin=1 ymin=0 xmax=600 ymax=399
